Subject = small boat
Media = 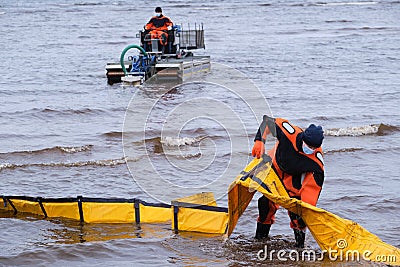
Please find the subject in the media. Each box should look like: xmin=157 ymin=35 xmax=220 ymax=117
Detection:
xmin=106 ymin=23 xmax=211 ymax=85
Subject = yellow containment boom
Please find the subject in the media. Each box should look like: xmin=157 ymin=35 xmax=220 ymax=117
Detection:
xmin=227 ymin=155 xmax=400 ymax=265
xmin=0 ymin=196 xmax=171 ymax=224
xmin=0 ymin=193 xmax=229 ymax=235
xmin=172 ymin=192 xmax=229 ymax=234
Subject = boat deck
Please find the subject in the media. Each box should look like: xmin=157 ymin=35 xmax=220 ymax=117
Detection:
xmin=106 ymin=55 xmax=210 ymax=85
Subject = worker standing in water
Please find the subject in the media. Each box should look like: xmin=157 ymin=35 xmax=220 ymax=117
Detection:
xmin=251 ymin=115 xmax=325 ymax=248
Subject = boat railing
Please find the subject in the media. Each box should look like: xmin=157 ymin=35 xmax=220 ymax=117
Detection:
xmin=177 ymin=23 xmax=205 ymax=50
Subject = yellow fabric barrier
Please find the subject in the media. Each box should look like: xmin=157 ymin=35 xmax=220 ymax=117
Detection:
xmin=82 ymin=202 xmax=136 ymax=223
xmin=173 ymin=206 xmax=228 ymax=234
xmin=227 ymin=157 xmax=267 ymax=236
xmin=8 ymin=199 xmax=42 ymax=214
xmin=1 ymin=196 xmax=228 ymax=233
xmin=0 ymin=198 xmax=14 ymax=213
xmin=0 ymin=198 xmax=39 ymax=215
xmin=228 ymin=156 xmax=400 ymax=265
xmin=172 ymin=192 xmax=229 ymax=234
xmin=42 ymin=202 xmax=80 ymax=220
xmin=139 ymin=203 xmax=171 ymax=223
xmin=174 ymin=192 xmax=218 ymax=207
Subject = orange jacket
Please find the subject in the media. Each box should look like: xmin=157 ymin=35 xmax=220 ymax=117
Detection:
xmin=145 ymin=15 xmax=173 ymax=31
xmin=274 ymin=118 xmax=324 ymax=170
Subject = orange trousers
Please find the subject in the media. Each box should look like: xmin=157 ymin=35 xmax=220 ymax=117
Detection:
xmin=257 ymin=148 xmax=322 ymax=230
xmin=150 ymin=30 xmax=168 ymax=46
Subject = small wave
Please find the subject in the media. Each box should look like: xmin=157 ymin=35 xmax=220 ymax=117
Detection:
xmin=58 ymin=145 xmax=93 ymax=153
xmin=309 ymin=115 xmax=349 ymax=121
xmin=102 ymin=131 xmax=123 ymax=138
xmin=41 ymin=107 xmax=104 ymax=115
xmin=74 ymin=2 xmax=102 ymax=6
xmin=365 ymin=197 xmax=400 ymax=212
xmin=324 ymin=147 xmax=364 ymax=154
xmin=163 ymin=152 xmax=203 ymax=160
xmin=326 ymin=125 xmax=378 ymax=136
xmin=160 ymin=136 xmax=205 ymax=147
xmin=0 ymin=145 xmax=93 ymax=157
xmin=193 ymin=7 xmax=217 ymax=10
xmin=290 ymin=3 xmax=306 ymax=6
xmin=313 ymin=1 xmax=378 ymax=6
xmin=104 ymin=40 xmax=127 ymax=44
xmin=376 ymin=124 xmax=399 ymax=135
xmin=167 ymin=4 xmax=193 ymax=8
xmin=335 ymin=195 xmax=363 ymax=201
xmin=325 ymin=124 xmax=398 ymax=137
xmin=3 ymin=108 xmax=106 ymax=118
xmin=193 ymin=127 xmax=208 ymax=135
xmin=142 ymin=136 xmax=161 ymax=144
xmin=332 ymin=195 xmax=373 ymax=202
xmin=337 ymin=26 xmax=390 ymax=31
xmin=0 ymin=157 xmax=126 ymax=171
xmin=184 ymin=152 xmax=202 ymax=159
xmin=325 ymin=19 xmax=353 ymax=23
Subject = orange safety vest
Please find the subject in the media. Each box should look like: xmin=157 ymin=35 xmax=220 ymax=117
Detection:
xmin=145 ymin=15 xmax=173 ymax=31
xmin=268 ymin=118 xmax=324 ymax=172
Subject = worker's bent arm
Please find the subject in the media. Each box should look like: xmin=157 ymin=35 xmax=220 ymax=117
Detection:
xmin=254 ymin=115 xmax=276 ymax=143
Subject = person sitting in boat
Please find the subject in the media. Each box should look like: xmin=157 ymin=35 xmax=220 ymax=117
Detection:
xmin=251 ymin=116 xmax=325 ymax=248
xmin=144 ymin=7 xmax=173 ymax=53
